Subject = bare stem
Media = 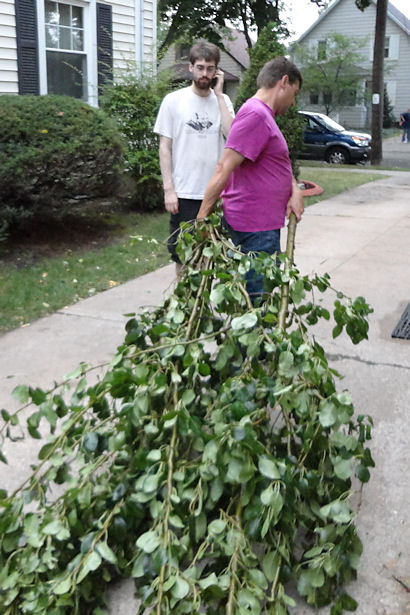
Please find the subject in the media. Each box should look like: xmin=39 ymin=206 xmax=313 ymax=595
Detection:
xmin=278 ymin=214 xmax=297 ymax=331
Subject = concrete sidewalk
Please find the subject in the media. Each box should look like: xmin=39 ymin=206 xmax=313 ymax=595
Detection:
xmin=1 ymin=170 xmax=410 ymax=614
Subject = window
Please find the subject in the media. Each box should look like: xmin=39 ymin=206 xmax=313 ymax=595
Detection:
xmin=309 ymin=92 xmax=319 ymax=105
xmin=317 ymin=40 xmax=327 ymax=61
xmin=15 ymin=0 xmax=113 ymax=104
xmin=384 ymin=36 xmax=390 ymax=58
xmin=44 ymin=1 xmax=87 ymax=98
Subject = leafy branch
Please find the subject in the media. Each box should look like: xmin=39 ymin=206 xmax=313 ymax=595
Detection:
xmin=0 ymin=214 xmax=374 ymax=614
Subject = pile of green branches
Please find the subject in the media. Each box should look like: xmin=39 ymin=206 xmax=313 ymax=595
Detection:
xmin=0 ymin=214 xmax=374 ymax=614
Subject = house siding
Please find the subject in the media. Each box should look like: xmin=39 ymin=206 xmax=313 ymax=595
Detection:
xmin=0 ymin=0 xmax=18 ymax=95
xmin=296 ymin=0 xmax=410 ymax=127
xmin=1 ymin=0 xmax=156 ymax=97
xmin=110 ymin=0 xmax=155 ymax=75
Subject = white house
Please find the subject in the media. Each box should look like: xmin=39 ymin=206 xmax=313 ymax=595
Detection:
xmin=294 ymin=0 xmax=410 ymax=127
xmin=0 ymin=0 xmax=157 ymax=106
xmin=158 ymin=30 xmax=250 ymax=103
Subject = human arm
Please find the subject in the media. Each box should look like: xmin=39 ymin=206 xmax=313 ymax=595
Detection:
xmin=286 ymin=176 xmax=304 ymax=222
xmin=197 ymin=148 xmax=245 ymax=219
xmin=213 ymin=69 xmax=234 ymax=138
xmin=158 ymin=135 xmax=178 ymax=214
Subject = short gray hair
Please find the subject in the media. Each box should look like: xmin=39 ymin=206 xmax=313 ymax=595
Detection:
xmin=257 ymin=56 xmax=302 ymax=89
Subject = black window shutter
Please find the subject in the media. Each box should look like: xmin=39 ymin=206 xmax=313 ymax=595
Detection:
xmin=96 ymin=3 xmax=113 ymax=96
xmin=14 ymin=0 xmax=40 ymax=95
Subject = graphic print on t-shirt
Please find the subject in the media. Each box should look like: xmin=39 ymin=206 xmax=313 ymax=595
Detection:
xmin=186 ymin=112 xmax=213 ymax=132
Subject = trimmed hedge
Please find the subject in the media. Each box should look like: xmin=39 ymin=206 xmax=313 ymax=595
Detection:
xmin=0 ymin=95 xmax=124 ymax=237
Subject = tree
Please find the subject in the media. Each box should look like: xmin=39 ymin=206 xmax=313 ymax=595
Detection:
xmin=234 ymin=23 xmax=303 ymax=178
xmin=383 ymin=85 xmax=395 ymax=128
xmin=292 ymin=33 xmax=368 ymax=117
xmin=158 ymin=0 xmax=331 ymax=56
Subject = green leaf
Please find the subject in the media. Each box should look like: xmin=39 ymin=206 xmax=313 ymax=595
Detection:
xmin=12 ymin=384 xmax=29 ymax=403
xmin=333 ymin=457 xmax=352 ymax=480
xmin=42 ymin=519 xmax=66 ymax=536
xmin=147 ymin=449 xmax=161 ymax=461
xmin=131 ymin=554 xmax=144 ymax=578
xmin=278 ymin=350 xmax=295 ymax=376
xmin=1 ymin=409 xmax=11 ymax=422
xmin=136 ymin=530 xmax=161 ymax=553
xmin=96 ymin=542 xmax=117 ymax=564
xmin=169 ymin=514 xmax=184 ymax=529
xmin=248 ymin=568 xmax=268 ymax=590
xmin=198 ymin=572 xmax=220 ymax=589
xmin=319 ymin=401 xmax=338 ymax=427
xmin=171 ymin=576 xmax=190 ymax=601
xmin=262 ymin=551 xmax=280 ymax=583
xmin=210 ymin=284 xmax=226 ymax=305
xmin=77 ymin=551 xmax=102 ymax=582
xmin=52 ymin=576 xmax=72 ymax=595
xmin=355 ymin=464 xmax=370 ymax=483
xmin=181 ymin=389 xmax=195 ymax=405
xmin=258 ymin=455 xmax=281 ymax=480
xmin=208 ymin=519 xmax=226 ymax=536
xmin=83 ymin=432 xmax=99 ymax=452
xmin=231 ymin=312 xmax=258 ymax=331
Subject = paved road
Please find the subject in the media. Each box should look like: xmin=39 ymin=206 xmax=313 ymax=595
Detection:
xmin=381 ymin=134 xmax=410 ymax=168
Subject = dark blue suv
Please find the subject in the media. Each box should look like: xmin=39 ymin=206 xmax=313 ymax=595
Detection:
xmin=299 ymin=111 xmax=371 ymax=164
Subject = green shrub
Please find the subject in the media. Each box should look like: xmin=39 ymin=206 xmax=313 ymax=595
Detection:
xmin=234 ymin=23 xmax=303 ymax=178
xmin=0 ymin=95 xmax=124 ymax=238
xmin=102 ymin=70 xmax=173 ymax=211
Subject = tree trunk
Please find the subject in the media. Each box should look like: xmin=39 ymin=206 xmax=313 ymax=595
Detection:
xmin=371 ymin=0 xmax=388 ymax=165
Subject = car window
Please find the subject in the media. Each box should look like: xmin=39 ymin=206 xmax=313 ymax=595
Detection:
xmin=317 ymin=116 xmax=344 ymax=132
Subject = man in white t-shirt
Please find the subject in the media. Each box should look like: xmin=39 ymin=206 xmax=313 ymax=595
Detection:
xmin=154 ymin=40 xmax=235 ymax=274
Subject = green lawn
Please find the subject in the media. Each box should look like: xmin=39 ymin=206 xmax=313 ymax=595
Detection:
xmin=299 ymin=167 xmax=388 ymax=206
xmin=0 ymin=168 xmax=388 ymax=333
xmin=0 ymin=211 xmax=170 ymax=333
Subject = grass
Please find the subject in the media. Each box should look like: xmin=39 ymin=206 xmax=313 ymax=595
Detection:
xmin=299 ymin=167 xmax=388 ymax=206
xmin=0 ymin=208 xmax=170 ymax=333
xmin=0 ymin=168 xmax=389 ymax=333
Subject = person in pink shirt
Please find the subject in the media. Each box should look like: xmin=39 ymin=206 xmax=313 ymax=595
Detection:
xmin=197 ymin=56 xmax=304 ymax=302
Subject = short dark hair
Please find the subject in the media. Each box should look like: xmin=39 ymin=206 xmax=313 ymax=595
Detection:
xmin=256 ymin=56 xmax=302 ymax=89
xmin=189 ymin=40 xmax=220 ymax=66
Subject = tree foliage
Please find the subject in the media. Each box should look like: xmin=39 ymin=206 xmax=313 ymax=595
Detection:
xmin=158 ymin=0 xmax=327 ymax=55
xmin=292 ymin=33 xmax=368 ymax=117
xmin=157 ymin=0 xmax=372 ymax=56
xmin=0 ymin=214 xmax=374 ymax=614
xmin=102 ymin=69 xmax=173 ymax=211
xmin=235 ymin=23 xmax=303 ymax=178
xmin=383 ymin=85 xmax=395 ymax=128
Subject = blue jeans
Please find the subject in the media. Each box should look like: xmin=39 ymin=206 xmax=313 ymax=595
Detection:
xmin=402 ymin=127 xmax=410 ymax=142
xmin=222 ymin=217 xmax=281 ymax=302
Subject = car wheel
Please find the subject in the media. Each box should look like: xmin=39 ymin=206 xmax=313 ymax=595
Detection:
xmin=326 ymin=147 xmax=350 ymax=164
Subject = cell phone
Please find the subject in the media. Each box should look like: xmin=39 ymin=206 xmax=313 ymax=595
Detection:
xmin=211 ymin=77 xmax=218 ymax=88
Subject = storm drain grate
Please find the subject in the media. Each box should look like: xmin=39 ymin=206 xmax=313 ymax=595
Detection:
xmin=392 ymin=303 xmax=410 ymax=339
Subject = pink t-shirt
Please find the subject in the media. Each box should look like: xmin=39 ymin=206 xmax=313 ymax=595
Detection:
xmin=222 ymin=98 xmax=293 ymax=232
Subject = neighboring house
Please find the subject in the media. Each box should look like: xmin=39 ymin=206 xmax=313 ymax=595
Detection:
xmin=294 ymin=0 xmax=410 ymax=128
xmin=158 ymin=30 xmax=250 ymax=102
xmin=0 ymin=0 xmax=156 ymax=106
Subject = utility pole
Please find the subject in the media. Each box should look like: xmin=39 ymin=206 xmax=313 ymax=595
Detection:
xmin=371 ymin=0 xmax=388 ymax=165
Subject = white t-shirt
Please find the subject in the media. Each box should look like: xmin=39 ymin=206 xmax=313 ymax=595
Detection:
xmin=154 ymin=86 xmax=234 ymax=200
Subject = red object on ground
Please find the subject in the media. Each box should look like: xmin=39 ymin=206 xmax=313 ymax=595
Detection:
xmin=299 ymin=180 xmax=323 ymax=197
